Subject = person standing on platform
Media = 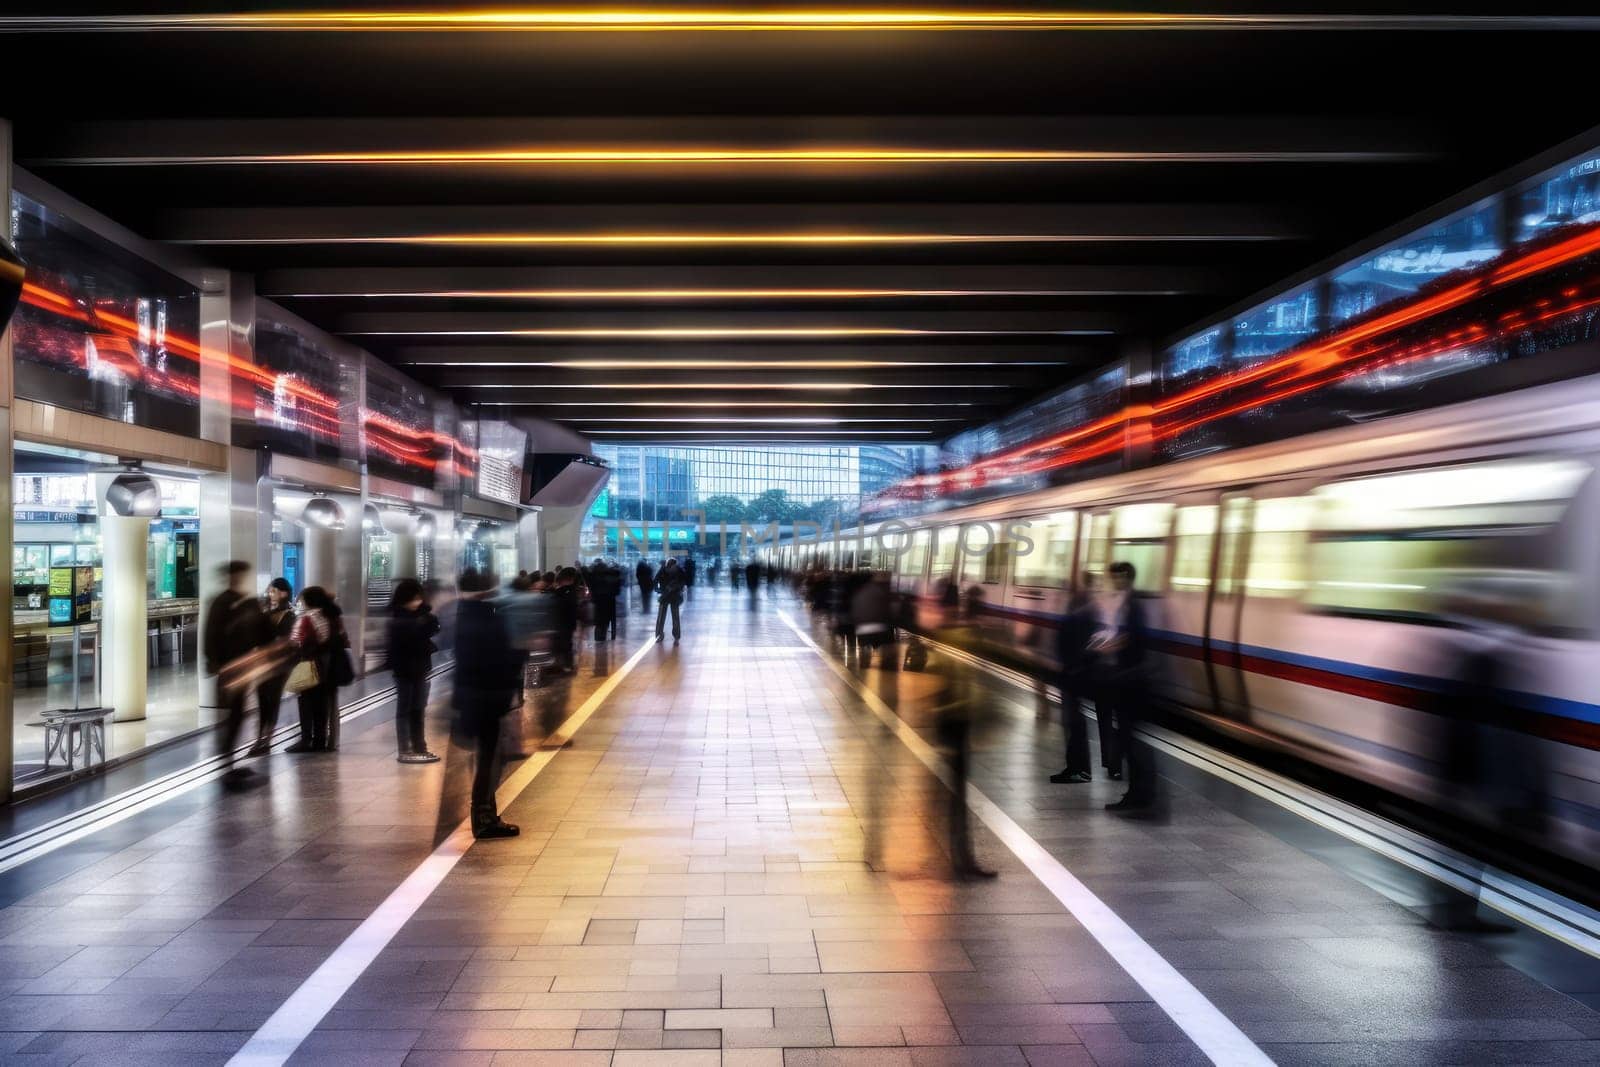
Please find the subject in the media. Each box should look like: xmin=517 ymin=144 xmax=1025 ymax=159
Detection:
xmin=551 ymin=568 xmax=580 ymax=671
xmin=204 ymin=561 xmax=269 ymax=786
xmin=636 ymin=558 xmax=654 ymax=612
xmin=249 ymin=577 xmax=296 ymax=755
xmin=589 ymin=557 xmax=620 ymax=641
xmin=654 ymin=557 xmax=686 ymax=641
xmin=682 ymin=556 xmax=697 ymax=600
xmin=321 ymin=594 xmax=355 ymax=751
xmin=286 ymin=585 xmax=336 ymax=753
xmin=745 ymin=558 xmax=762 ymax=602
xmin=452 ymin=569 xmax=521 ymax=839
xmin=1099 ymin=561 xmax=1156 ymax=811
xmin=1050 ymin=576 xmax=1097 ymax=784
xmin=387 ymin=578 xmax=441 ymax=764
xmin=927 ymin=605 xmax=998 ymax=880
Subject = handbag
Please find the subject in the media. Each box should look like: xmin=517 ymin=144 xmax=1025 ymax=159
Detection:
xmin=285 ymin=657 xmax=321 ymax=695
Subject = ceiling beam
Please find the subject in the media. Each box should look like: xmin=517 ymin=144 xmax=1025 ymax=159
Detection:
xmin=333 ymin=309 xmax=1125 ymax=338
xmin=425 ymin=368 xmax=1052 ymax=389
xmin=389 ymin=343 xmax=1098 ymax=367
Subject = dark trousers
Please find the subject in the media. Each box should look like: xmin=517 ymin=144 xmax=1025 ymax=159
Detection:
xmin=1110 ymin=680 xmax=1156 ymax=801
xmin=257 ymin=677 xmax=285 ymax=743
xmin=470 ymin=716 xmax=504 ymax=829
xmin=593 ymin=597 xmax=617 ymax=641
xmin=219 ymin=691 xmax=248 ymax=765
xmin=1060 ymin=672 xmax=1091 ymax=774
xmin=655 ymin=597 xmax=681 ymax=638
xmin=638 ymin=584 xmax=652 ymax=612
xmin=1096 ymin=680 xmax=1122 ymax=774
xmin=298 ymin=684 xmax=334 ymax=749
xmin=394 ymin=675 xmax=430 ymax=754
xmin=943 ymin=716 xmax=979 ymax=869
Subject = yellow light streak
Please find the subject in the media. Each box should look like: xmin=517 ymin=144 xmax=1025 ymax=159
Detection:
xmin=456 ymin=382 xmax=999 ymax=389
xmin=406 ymin=359 xmax=1060 ymax=368
xmin=279 ymin=287 xmax=1172 ymax=299
xmin=186 ymin=232 xmax=1266 ymax=247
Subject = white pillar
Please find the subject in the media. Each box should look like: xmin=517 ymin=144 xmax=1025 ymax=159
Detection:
xmin=392 ymin=533 xmax=418 ymax=579
xmin=102 ymin=514 xmax=151 ymax=722
xmin=303 ymin=525 xmax=337 ymax=591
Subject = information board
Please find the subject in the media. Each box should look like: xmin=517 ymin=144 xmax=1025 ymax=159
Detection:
xmin=47 ymin=565 xmax=94 ymax=627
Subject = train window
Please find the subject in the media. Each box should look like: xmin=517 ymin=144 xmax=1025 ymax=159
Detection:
xmin=1216 ymin=497 xmax=1251 ymax=595
xmin=1111 ymin=503 xmax=1174 ymax=593
xmin=982 ymin=541 xmax=1011 ymax=585
xmin=930 ymin=526 xmax=958 ymax=582
xmin=1170 ymin=505 xmax=1218 ymax=591
xmin=1245 ymin=496 xmax=1314 ymax=597
xmin=1307 ymin=458 xmax=1590 ymax=624
xmin=899 ymin=529 xmax=930 ymax=577
xmin=1012 ymin=510 xmax=1076 ymax=586
xmin=1083 ymin=513 xmax=1112 ymax=575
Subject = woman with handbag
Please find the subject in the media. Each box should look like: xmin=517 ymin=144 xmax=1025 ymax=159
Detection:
xmin=247 ymin=578 xmax=297 ymax=756
xmin=285 ymin=585 xmax=335 ymax=752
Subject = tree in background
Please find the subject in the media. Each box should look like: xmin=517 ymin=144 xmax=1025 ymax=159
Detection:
xmin=697 ymin=494 xmax=749 ymax=525
xmin=743 ymin=488 xmax=807 ymax=525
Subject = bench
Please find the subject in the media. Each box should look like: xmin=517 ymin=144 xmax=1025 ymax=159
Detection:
xmin=28 ymin=707 xmax=115 ymax=772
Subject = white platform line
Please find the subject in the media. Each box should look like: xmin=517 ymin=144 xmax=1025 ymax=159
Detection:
xmin=227 ymin=638 xmax=656 ymax=1067
xmin=777 ymin=611 xmax=1273 ymax=1067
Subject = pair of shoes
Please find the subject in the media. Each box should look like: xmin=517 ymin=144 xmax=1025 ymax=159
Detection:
xmin=655 ymin=633 xmax=664 ymax=642
xmin=245 ymin=742 xmax=272 ymax=757
xmin=284 ymin=741 xmax=314 ymax=753
xmin=398 ymin=751 xmax=441 ymax=764
xmin=473 ymin=820 xmax=521 ymax=840
xmin=954 ymin=863 xmax=999 ymax=881
xmin=1105 ymin=794 xmax=1152 ymax=811
xmin=1107 ymin=770 xmax=1123 ymax=781
xmin=1049 ymin=769 xmax=1092 ymax=784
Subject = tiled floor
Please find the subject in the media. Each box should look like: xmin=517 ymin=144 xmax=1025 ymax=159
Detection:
xmin=0 ymin=588 xmax=1595 ymax=1065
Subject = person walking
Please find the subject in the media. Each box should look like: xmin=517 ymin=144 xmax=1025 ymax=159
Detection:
xmin=745 ymin=558 xmax=762 ymax=602
xmin=551 ymin=568 xmax=580 ymax=671
xmin=453 ymin=569 xmax=521 ymax=838
xmin=654 ymin=557 xmax=686 ymax=641
xmin=204 ymin=561 xmax=269 ymax=785
xmin=322 ymin=595 xmax=355 ymax=751
xmin=388 ymin=578 xmax=441 ymax=763
xmin=248 ymin=577 xmax=296 ymax=755
xmin=1050 ymin=577 xmax=1097 ymax=784
xmin=850 ymin=570 xmax=895 ymax=670
xmin=1099 ymin=561 xmax=1156 ymax=810
xmin=589 ymin=557 xmax=620 ymax=642
xmin=286 ymin=586 xmax=336 ymax=753
xmin=682 ymin=556 xmax=697 ymax=600
xmin=927 ymin=608 xmax=998 ymax=880
xmin=635 ymin=558 xmax=654 ymax=612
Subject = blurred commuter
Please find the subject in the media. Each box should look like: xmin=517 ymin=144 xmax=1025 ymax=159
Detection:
xmin=589 ymin=557 xmax=620 ymax=641
xmin=1051 ymin=577 xmax=1098 ymax=784
xmin=249 ymin=577 xmax=296 ymax=755
xmin=453 ymin=569 xmax=521 ymax=839
xmin=551 ymin=567 xmax=580 ymax=670
xmin=1097 ymin=562 xmax=1156 ymax=810
xmin=683 ymin=556 xmax=697 ymax=600
xmin=745 ymin=559 xmax=762 ymax=603
xmin=204 ymin=561 xmax=270 ymax=785
xmin=655 ymin=557 xmax=686 ymax=641
xmin=388 ymin=578 xmax=441 ymax=763
xmin=322 ymin=595 xmax=355 ymax=751
xmin=850 ymin=570 xmax=895 ymax=670
xmin=926 ymin=609 xmax=998 ymax=880
xmin=286 ymin=585 xmax=337 ymax=753
xmin=636 ymin=558 xmax=654 ymax=611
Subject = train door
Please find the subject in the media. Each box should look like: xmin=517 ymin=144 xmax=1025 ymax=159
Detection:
xmin=1007 ymin=511 xmax=1077 ymax=650
xmin=1163 ymin=496 xmax=1219 ymax=709
xmin=1209 ymin=494 xmax=1253 ymax=716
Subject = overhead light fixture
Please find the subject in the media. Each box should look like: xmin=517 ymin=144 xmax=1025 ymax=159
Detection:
xmin=357 ymin=327 xmax=1108 ymax=339
xmin=273 ymin=286 xmax=1181 ymax=300
xmin=181 ymin=232 xmax=1279 ymax=248
xmin=301 ymin=497 xmax=346 ymax=531
xmin=1 ymin=11 xmax=1585 ymax=32
xmin=454 ymin=382 xmax=1002 ymax=390
xmin=57 ymin=148 xmax=1412 ymax=166
xmin=404 ymin=359 xmax=1069 ymax=368
xmin=584 ymin=429 xmax=934 ymax=435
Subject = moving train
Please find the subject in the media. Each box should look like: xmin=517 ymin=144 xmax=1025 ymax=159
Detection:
xmin=777 ymin=372 xmax=1600 ymax=870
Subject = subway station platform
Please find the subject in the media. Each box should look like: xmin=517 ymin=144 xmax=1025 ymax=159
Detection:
xmin=0 ymin=588 xmax=1596 ymax=1066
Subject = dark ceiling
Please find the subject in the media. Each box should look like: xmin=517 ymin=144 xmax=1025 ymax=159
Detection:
xmin=5 ymin=4 xmax=1599 ymax=445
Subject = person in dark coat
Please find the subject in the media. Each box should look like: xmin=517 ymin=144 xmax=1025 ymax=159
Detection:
xmin=635 ymin=558 xmax=654 ymax=611
xmin=452 ymin=569 xmax=522 ymax=838
xmin=286 ymin=586 xmax=337 ymax=753
xmin=1050 ymin=577 xmax=1098 ymax=784
xmin=551 ymin=568 xmax=580 ymax=670
xmin=745 ymin=559 xmax=762 ymax=602
xmin=589 ymin=558 xmax=620 ymax=642
xmin=682 ymin=556 xmax=697 ymax=600
xmin=1097 ymin=561 xmax=1156 ymax=810
xmin=249 ymin=577 xmax=296 ymax=756
xmin=654 ymin=557 xmax=686 ymax=641
xmin=388 ymin=577 xmax=441 ymax=763
xmin=926 ymin=610 xmax=998 ymax=881
xmin=204 ymin=561 xmax=269 ymax=784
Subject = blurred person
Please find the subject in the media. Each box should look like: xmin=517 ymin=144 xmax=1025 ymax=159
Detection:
xmin=1050 ymin=576 xmax=1099 ymax=784
xmin=322 ymin=593 xmax=355 ymax=751
xmin=1097 ymin=561 xmax=1156 ymax=811
xmin=248 ymin=577 xmax=297 ymax=755
xmin=635 ymin=557 xmax=654 ymax=611
xmin=683 ymin=555 xmax=697 ymax=600
xmin=286 ymin=585 xmax=337 ymax=753
xmin=387 ymin=577 xmax=441 ymax=763
xmin=503 ymin=572 xmax=558 ymax=695
xmin=654 ymin=557 xmax=686 ymax=641
xmin=552 ymin=568 xmax=581 ymax=671
xmin=745 ymin=558 xmax=762 ymax=602
xmin=452 ymin=568 xmax=521 ymax=839
xmin=926 ymin=605 xmax=998 ymax=880
xmin=589 ymin=557 xmax=621 ymax=641
xmin=850 ymin=570 xmax=895 ymax=670
xmin=204 ymin=561 xmax=269 ymax=785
